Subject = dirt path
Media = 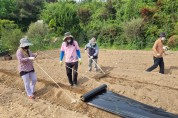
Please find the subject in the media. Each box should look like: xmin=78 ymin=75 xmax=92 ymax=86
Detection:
xmin=0 ymin=49 xmax=178 ymax=117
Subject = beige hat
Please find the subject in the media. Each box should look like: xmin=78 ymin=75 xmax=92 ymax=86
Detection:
xmin=91 ymin=37 xmax=96 ymax=42
xmin=19 ymin=38 xmax=32 ymax=47
xmin=63 ymin=32 xmax=73 ymax=41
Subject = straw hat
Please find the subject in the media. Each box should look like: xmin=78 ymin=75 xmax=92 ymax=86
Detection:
xmin=63 ymin=32 xmax=73 ymax=41
xmin=19 ymin=38 xmax=32 ymax=47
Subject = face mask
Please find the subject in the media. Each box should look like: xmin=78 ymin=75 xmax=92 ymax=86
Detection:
xmin=161 ymin=37 xmax=166 ymax=41
xmin=24 ymin=46 xmax=29 ymax=50
xmin=92 ymin=42 xmax=96 ymax=46
xmin=67 ymin=39 xmax=71 ymax=43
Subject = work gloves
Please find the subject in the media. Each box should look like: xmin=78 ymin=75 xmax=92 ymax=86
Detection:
xmin=60 ymin=61 xmax=63 ymax=66
xmin=78 ymin=58 xmax=82 ymax=65
xmin=28 ymin=52 xmax=38 ymax=60
xmin=29 ymin=57 xmax=35 ymax=60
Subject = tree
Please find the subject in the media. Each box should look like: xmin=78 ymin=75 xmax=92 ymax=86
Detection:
xmin=0 ymin=0 xmax=44 ymax=31
xmin=78 ymin=7 xmax=91 ymax=25
xmin=40 ymin=2 xmax=81 ymax=36
xmin=0 ymin=20 xmax=23 ymax=52
xmin=0 ymin=0 xmax=16 ymax=19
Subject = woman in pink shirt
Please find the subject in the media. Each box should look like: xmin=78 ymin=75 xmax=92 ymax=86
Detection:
xmin=16 ymin=38 xmax=37 ymax=99
xmin=60 ymin=32 xmax=81 ymax=86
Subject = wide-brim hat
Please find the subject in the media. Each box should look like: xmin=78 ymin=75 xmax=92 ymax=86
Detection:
xmin=159 ymin=32 xmax=166 ymax=37
xmin=91 ymin=37 xmax=96 ymax=42
xmin=63 ymin=32 xmax=73 ymax=41
xmin=19 ymin=38 xmax=32 ymax=47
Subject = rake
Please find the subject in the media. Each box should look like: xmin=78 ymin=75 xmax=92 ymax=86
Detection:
xmin=86 ymin=52 xmax=110 ymax=79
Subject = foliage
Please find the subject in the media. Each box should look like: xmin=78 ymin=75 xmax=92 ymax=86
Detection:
xmin=0 ymin=19 xmax=23 ymax=52
xmin=173 ymin=22 xmax=178 ymax=35
xmin=27 ymin=21 xmax=48 ymax=39
xmin=122 ymin=18 xmax=146 ymax=49
xmin=1 ymin=0 xmax=178 ymax=51
xmin=167 ymin=35 xmax=178 ymax=48
xmin=77 ymin=7 xmax=91 ymax=25
xmin=27 ymin=21 xmax=61 ymax=51
xmin=0 ymin=0 xmax=16 ymax=19
xmin=0 ymin=0 xmax=44 ymax=31
xmin=27 ymin=21 xmax=48 ymax=50
xmin=40 ymin=2 xmax=81 ymax=37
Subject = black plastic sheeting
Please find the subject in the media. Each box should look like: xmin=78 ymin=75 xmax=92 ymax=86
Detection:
xmin=81 ymin=84 xmax=107 ymax=102
xmin=81 ymin=84 xmax=178 ymax=118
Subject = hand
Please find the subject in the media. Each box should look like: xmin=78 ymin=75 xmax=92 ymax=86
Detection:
xmin=29 ymin=57 xmax=35 ymax=60
xmin=60 ymin=61 xmax=63 ymax=66
xmin=156 ymin=53 xmax=161 ymax=57
xmin=85 ymin=50 xmax=87 ymax=53
xmin=78 ymin=58 xmax=82 ymax=65
xmin=163 ymin=46 xmax=169 ymax=51
xmin=156 ymin=53 xmax=160 ymax=56
xmin=90 ymin=56 xmax=93 ymax=59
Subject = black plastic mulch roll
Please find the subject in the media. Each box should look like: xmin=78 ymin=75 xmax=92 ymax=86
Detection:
xmin=81 ymin=85 xmax=178 ymax=118
xmin=80 ymin=84 xmax=107 ymax=102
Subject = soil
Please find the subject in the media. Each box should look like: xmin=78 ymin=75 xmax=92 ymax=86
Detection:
xmin=0 ymin=49 xmax=178 ymax=118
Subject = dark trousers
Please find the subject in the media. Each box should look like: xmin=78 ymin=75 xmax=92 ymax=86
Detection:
xmin=146 ymin=57 xmax=164 ymax=74
xmin=65 ymin=61 xmax=78 ymax=85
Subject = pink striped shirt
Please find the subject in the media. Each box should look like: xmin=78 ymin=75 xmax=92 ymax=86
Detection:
xmin=16 ymin=48 xmax=35 ymax=72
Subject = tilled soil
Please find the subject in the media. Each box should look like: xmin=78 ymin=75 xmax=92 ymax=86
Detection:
xmin=0 ymin=49 xmax=178 ymax=118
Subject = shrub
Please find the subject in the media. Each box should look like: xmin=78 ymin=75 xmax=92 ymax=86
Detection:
xmin=122 ymin=18 xmax=143 ymax=42
xmin=140 ymin=7 xmax=155 ymax=21
xmin=173 ymin=22 xmax=178 ymax=35
xmin=122 ymin=18 xmax=146 ymax=49
xmin=40 ymin=2 xmax=81 ymax=36
xmin=27 ymin=21 xmax=49 ymax=50
xmin=0 ymin=20 xmax=23 ymax=52
xmin=77 ymin=7 xmax=91 ymax=25
xmin=27 ymin=21 xmax=48 ymax=39
xmin=167 ymin=35 xmax=178 ymax=48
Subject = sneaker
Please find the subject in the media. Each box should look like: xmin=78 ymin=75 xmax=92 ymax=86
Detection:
xmin=73 ymin=84 xmax=77 ymax=87
xmin=145 ymin=70 xmax=150 ymax=72
xmin=94 ymin=68 xmax=97 ymax=71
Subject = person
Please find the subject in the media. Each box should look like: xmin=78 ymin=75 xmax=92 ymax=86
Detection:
xmin=85 ymin=37 xmax=99 ymax=71
xmin=59 ymin=32 xmax=82 ymax=86
xmin=146 ymin=32 xmax=166 ymax=74
xmin=16 ymin=37 xmax=37 ymax=99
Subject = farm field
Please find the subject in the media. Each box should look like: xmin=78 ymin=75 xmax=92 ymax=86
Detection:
xmin=0 ymin=49 xmax=178 ymax=118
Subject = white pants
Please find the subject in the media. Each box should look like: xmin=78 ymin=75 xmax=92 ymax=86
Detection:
xmin=21 ymin=72 xmax=37 ymax=97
